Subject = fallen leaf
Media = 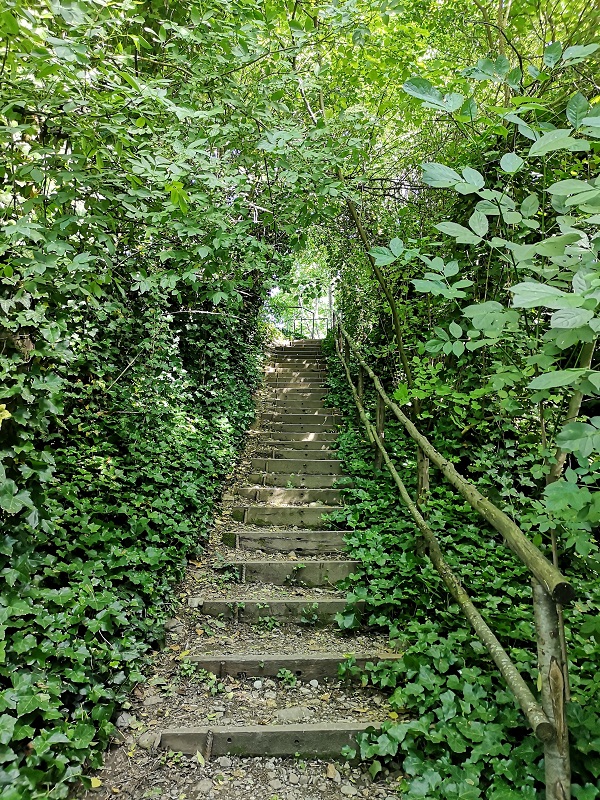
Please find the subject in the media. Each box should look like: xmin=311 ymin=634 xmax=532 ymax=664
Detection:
xmin=388 ymin=711 xmax=398 ymax=719
xmin=90 ymin=777 xmax=102 ymax=789
xmin=196 ymin=750 xmax=205 ymax=766
xmin=319 ymin=693 xmax=331 ymax=701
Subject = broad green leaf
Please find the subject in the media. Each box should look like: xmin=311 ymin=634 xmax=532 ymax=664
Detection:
xmin=449 ymin=321 xmax=463 ymax=338
xmin=403 ymin=77 xmax=444 ymax=106
xmin=566 ymin=93 xmax=590 ymax=129
xmin=543 ymin=42 xmax=562 ymax=68
xmin=528 ymin=370 xmax=587 ymax=389
xmin=389 ymin=238 xmax=404 ymax=257
xmin=435 ymin=222 xmax=482 ymax=244
xmin=1 ymin=11 xmax=19 ymax=35
xmin=561 ymin=44 xmax=600 ymax=65
xmin=550 ymin=308 xmax=595 ymax=329
xmin=462 ymin=167 xmax=484 ymax=189
xmin=369 ymin=246 xmax=397 ymax=266
xmin=421 ymin=163 xmax=461 ymax=188
xmin=535 ymin=233 xmax=581 ymax=256
xmin=510 ymin=281 xmax=571 ymax=309
xmin=500 ymin=152 xmax=524 ymax=173
xmin=528 ymin=129 xmax=590 ymax=157
xmin=468 ymin=211 xmax=488 ymax=237
xmin=556 ymin=419 xmax=600 ymax=456
xmin=520 ymin=194 xmax=539 ymax=218
xmin=506 ymin=67 xmax=522 ymax=90
xmin=547 ymin=179 xmax=591 ymax=195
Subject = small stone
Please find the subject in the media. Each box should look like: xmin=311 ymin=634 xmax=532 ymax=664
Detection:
xmin=165 ymin=618 xmax=182 ymax=631
xmin=116 ymin=712 xmax=133 ymax=729
xmin=264 ymin=679 xmax=276 ymax=688
xmin=143 ymin=696 xmax=162 ymax=707
xmin=289 ymin=774 xmax=299 ymax=785
xmin=253 ymin=680 xmax=263 ymax=690
xmin=299 ymin=775 xmax=310 ymax=786
xmin=341 ymin=785 xmax=358 ymax=797
xmin=309 ymin=680 xmax=319 ymax=688
xmin=194 ymin=778 xmax=213 ymax=795
xmin=217 ymin=756 xmax=232 ymax=768
xmin=326 ymin=764 xmax=341 ymax=783
xmin=269 ymin=779 xmax=283 ymax=791
xmin=137 ymin=731 xmax=160 ymax=750
xmin=265 ymin=690 xmax=277 ymax=700
xmin=274 ymin=705 xmax=314 ymax=723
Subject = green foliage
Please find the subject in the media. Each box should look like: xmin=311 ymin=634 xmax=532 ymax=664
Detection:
xmin=276 ymin=668 xmax=298 ymax=688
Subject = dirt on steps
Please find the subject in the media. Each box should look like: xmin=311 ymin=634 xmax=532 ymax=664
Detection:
xmin=75 ymin=340 xmax=403 ymax=800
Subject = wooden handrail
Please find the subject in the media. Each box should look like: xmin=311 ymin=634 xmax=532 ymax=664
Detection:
xmin=335 ymin=336 xmax=555 ymax=742
xmin=337 ymin=322 xmax=574 ymax=605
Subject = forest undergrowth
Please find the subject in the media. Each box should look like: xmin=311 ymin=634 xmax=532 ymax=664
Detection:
xmin=323 ymin=336 xmax=600 ymax=799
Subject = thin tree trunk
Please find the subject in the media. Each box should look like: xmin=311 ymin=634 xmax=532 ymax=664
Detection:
xmin=532 ymin=580 xmax=571 ymax=799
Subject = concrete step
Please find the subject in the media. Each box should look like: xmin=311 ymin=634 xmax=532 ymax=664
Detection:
xmin=268 ymin=360 xmax=326 ymax=367
xmin=263 ymin=400 xmax=329 ymax=410
xmin=247 ymin=473 xmax=345 ymax=488
xmin=220 ymin=559 xmax=359 ymax=586
xmin=257 ymin=440 xmax=333 ymax=452
xmin=187 ymin=596 xmax=357 ymax=623
xmin=258 ymin=431 xmax=337 ymax=442
xmin=231 ymin=505 xmax=336 ymax=527
xmin=186 ymin=652 xmax=401 ymax=679
xmin=160 ymin=722 xmax=371 ymax=758
xmin=266 ymin=422 xmax=340 ymax=433
xmin=222 ymin=527 xmax=347 ymax=552
xmin=269 ymin=449 xmax=338 ymax=460
xmin=235 ymin=487 xmax=342 ymax=505
xmin=265 ymin=378 xmax=326 ymax=386
xmin=250 ymin=458 xmax=343 ymax=474
xmin=265 ymin=367 xmax=326 ymax=374
xmin=267 ymin=389 xmax=329 ymax=399
xmin=261 ymin=413 xmax=340 ymax=425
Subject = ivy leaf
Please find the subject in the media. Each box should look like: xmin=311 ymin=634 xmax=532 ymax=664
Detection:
xmin=0 ymin=715 xmax=16 ymax=745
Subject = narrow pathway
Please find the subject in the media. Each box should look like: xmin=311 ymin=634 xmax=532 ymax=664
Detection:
xmin=88 ymin=340 xmax=402 ymax=800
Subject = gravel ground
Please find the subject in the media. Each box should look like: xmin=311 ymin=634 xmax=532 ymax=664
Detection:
xmin=77 ymin=749 xmax=403 ymax=800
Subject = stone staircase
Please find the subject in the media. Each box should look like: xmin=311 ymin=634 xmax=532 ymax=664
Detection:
xmin=159 ymin=339 xmax=400 ymax=760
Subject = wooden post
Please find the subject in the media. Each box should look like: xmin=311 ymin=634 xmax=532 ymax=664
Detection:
xmin=374 ymin=394 xmax=385 ymax=469
xmin=357 ymin=365 xmax=364 ymax=402
xmin=532 ymin=580 xmax=571 ymax=800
